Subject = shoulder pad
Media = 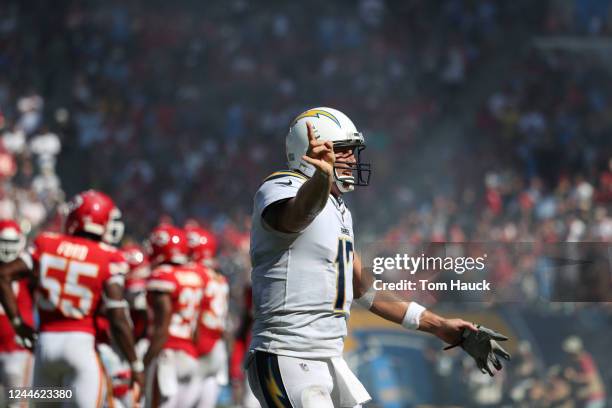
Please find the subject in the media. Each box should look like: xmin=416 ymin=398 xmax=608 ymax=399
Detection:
xmin=36 ymin=232 xmax=60 ymax=243
xmin=262 ymin=170 xmax=308 ymax=183
xmin=97 ymin=242 xmax=116 ymax=252
xmin=152 ymin=265 xmax=174 ymax=275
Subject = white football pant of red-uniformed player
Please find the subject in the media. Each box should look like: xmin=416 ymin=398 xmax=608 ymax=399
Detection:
xmin=34 ymin=332 xmax=105 ymax=405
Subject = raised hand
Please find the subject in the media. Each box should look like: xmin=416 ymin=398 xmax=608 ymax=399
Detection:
xmin=302 ymin=122 xmax=335 ymax=178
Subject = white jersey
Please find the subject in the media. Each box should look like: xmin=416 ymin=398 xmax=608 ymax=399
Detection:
xmin=250 ymin=170 xmax=355 ymax=358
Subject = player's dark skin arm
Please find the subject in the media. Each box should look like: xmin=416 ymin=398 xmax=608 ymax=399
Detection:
xmin=143 ymin=291 xmax=172 ymax=367
xmin=0 ymin=258 xmax=30 ymax=323
xmin=264 ymin=122 xmax=335 ymax=233
xmin=0 ymin=258 xmax=36 ymax=349
xmin=105 ymin=282 xmax=145 ymax=390
xmin=352 ymin=253 xmax=477 ymax=345
xmin=105 ymin=283 xmax=140 ymax=364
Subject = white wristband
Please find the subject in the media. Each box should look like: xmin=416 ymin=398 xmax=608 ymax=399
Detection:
xmin=11 ymin=316 xmax=22 ymax=327
xmin=354 ymin=285 xmax=376 ymax=310
xmin=131 ymin=360 xmax=145 ymax=372
xmin=401 ymin=302 xmax=426 ymax=330
xmin=102 ymin=294 xmax=129 ymax=309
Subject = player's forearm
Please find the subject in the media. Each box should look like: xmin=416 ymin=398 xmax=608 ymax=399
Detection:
xmin=370 ymin=298 xmax=408 ymax=325
xmin=355 ymin=258 xmax=432 ymax=332
xmin=0 ymin=259 xmax=30 ymax=322
xmin=283 ymin=170 xmax=332 ymax=231
xmin=371 ymin=299 xmax=447 ymax=336
xmin=0 ymin=279 xmax=19 ymax=322
xmin=144 ymin=332 xmax=165 ymax=366
xmin=144 ymin=326 xmax=168 ymax=366
xmin=109 ymin=313 xmax=139 ymax=364
xmin=144 ymin=293 xmax=172 ymax=365
xmin=416 ymin=310 xmax=446 ymax=334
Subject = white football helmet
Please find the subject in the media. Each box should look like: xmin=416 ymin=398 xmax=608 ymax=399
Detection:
xmin=0 ymin=219 xmax=25 ymax=263
xmin=286 ymin=107 xmax=371 ymax=192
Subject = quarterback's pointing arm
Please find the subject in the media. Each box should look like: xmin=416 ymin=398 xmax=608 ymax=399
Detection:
xmin=263 ymin=122 xmax=335 ymax=233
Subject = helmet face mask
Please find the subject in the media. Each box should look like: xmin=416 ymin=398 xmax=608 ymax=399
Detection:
xmin=0 ymin=238 xmax=22 ymax=263
xmin=103 ymin=208 xmax=125 ymax=245
xmin=286 ymin=107 xmax=371 ymax=193
xmin=333 ymin=143 xmax=371 ymax=192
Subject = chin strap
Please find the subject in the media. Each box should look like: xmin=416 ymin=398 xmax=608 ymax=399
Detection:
xmin=334 ymin=169 xmax=355 ymax=193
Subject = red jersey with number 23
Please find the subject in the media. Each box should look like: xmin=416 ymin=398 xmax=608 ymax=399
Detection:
xmin=196 ymin=269 xmax=229 ymax=356
xmin=147 ymin=263 xmax=206 ymax=357
xmin=27 ymin=232 xmax=126 ymax=334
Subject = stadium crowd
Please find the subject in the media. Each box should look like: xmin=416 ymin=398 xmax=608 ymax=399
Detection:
xmin=0 ymin=0 xmax=611 ymax=407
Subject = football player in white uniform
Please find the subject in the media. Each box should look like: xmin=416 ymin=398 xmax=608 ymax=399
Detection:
xmin=247 ymin=107 xmax=506 ymax=408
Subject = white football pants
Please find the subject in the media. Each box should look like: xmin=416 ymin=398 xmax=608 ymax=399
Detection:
xmin=33 ymin=332 xmax=105 ymax=408
xmin=0 ymin=350 xmax=33 ymax=408
xmin=145 ymin=349 xmax=199 ymax=408
xmin=246 ymin=351 xmax=368 ymax=408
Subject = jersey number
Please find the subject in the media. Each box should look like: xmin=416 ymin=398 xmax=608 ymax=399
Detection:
xmin=334 ymin=238 xmax=353 ymax=312
xmin=201 ymin=280 xmax=228 ymax=331
xmin=169 ymin=287 xmax=203 ymax=339
xmin=39 ymin=254 xmax=99 ymax=318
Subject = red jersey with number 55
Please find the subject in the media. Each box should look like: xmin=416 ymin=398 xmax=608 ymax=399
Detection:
xmin=147 ymin=264 xmax=206 ymax=357
xmin=24 ymin=232 xmax=126 ymax=334
xmin=196 ymin=269 xmax=229 ymax=356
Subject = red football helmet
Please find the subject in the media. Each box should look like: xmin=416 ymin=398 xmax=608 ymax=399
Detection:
xmin=0 ymin=219 xmax=25 ymax=263
xmin=122 ymin=243 xmax=149 ymax=271
xmin=64 ymin=190 xmax=124 ymax=244
xmin=122 ymin=243 xmax=151 ymax=291
xmin=147 ymin=224 xmax=189 ymax=265
xmin=185 ymin=223 xmax=218 ymax=266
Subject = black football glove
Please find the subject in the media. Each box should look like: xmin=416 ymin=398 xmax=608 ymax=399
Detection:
xmin=445 ymin=324 xmax=510 ymax=376
xmin=13 ymin=319 xmax=37 ymax=351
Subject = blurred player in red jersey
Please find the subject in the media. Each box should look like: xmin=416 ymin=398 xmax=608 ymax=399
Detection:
xmin=185 ymin=223 xmax=230 ymax=408
xmin=122 ymin=243 xmax=151 ymax=346
xmin=0 ymin=190 xmax=144 ymax=408
xmin=94 ymin=222 xmax=146 ymax=408
xmin=0 ymin=220 xmax=34 ymax=407
xmin=143 ymin=224 xmax=206 ymax=408
xmin=98 ymin=243 xmax=152 ymax=404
